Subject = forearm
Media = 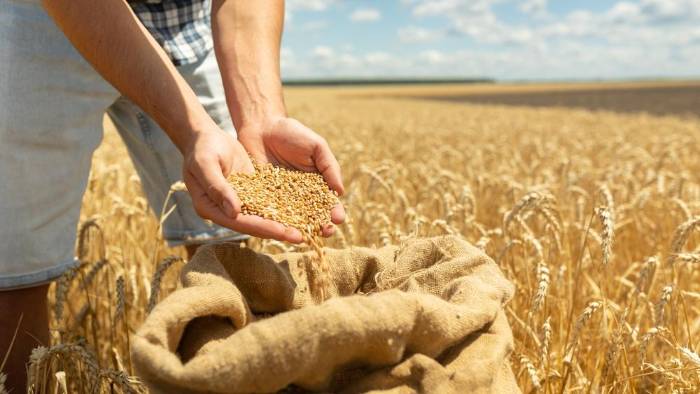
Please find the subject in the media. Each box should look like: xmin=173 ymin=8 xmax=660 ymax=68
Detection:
xmin=211 ymin=0 xmax=286 ymax=130
xmin=42 ymin=0 xmax=214 ymax=152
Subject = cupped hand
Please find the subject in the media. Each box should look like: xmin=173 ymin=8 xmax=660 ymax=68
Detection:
xmin=182 ymin=128 xmax=304 ymax=243
xmin=237 ymin=116 xmax=346 ymax=236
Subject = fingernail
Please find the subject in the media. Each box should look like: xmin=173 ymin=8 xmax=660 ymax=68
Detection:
xmin=223 ymin=200 xmax=235 ymax=217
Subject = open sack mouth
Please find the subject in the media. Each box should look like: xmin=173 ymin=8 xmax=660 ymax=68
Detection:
xmin=132 ymin=235 xmax=517 ymax=394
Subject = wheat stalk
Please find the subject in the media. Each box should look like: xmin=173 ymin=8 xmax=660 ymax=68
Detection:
xmin=668 ymin=216 xmax=700 ymax=264
xmin=519 ymin=354 xmax=541 ymax=390
xmin=532 ymin=261 xmax=550 ymax=313
xmin=680 ymin=347 xmax=700 ymax=366
xmin=503 ymin=191 xmax=553 ymax=235
xmin=147 ymin=256 xmax=184 ymax=313
xmin=566 ymin=301 xmax=602 ymax=357
xmin=654 ymin=285 xmax=674 ymax=327
xmin=540 ymin=317 xmax=552 ymax=368
xmin=595 ymin=207 xmax=615 ymax=266
xmin=115 ymin=275 xmax=125 ymax=322
xmin=0 ymin=372 xmax=7 ymax=394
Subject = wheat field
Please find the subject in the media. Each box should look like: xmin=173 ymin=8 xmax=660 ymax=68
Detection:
xmin=18 ymin=83 xmax=700 ymax=393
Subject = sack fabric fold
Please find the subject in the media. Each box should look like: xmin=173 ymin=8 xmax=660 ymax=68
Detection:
xmin=132 ymin=235 xmax=519 ymax=393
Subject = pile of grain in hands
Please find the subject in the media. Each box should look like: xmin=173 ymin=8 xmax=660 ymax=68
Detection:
xmin=228 ymin=162 xmax=339 ymax=300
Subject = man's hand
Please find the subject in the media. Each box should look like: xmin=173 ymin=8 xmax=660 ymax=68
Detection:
xmin=211 ymin=0 xmax=344 ymax=238
xmin=182 ymin=128 xmax=304 ymax=243
xmin=237 ymin=117 xmax=346 ymax=236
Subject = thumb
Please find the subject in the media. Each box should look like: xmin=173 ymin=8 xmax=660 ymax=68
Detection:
xmin=189 ymin=157 xmax=241 ymax=218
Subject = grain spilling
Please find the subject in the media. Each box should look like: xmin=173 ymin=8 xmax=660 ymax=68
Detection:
xmin=228 ymin=162 xmax=339 ymax=300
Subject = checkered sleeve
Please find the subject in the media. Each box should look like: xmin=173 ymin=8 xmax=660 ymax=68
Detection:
xmin=129 ymin=0 xmax=213 ymax=66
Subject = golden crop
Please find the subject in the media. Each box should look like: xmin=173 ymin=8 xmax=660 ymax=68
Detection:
xmin=20 ymin=83 xmax=700 ymax=393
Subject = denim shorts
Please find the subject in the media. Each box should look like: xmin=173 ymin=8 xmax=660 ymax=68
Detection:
xmin=0 ymin=0 xmax=246 ymax=290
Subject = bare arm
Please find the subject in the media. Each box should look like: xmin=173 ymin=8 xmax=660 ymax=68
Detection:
xmin=212 ymin=0 xmax=346 ymax=226
xmin=43 ymin=0 xmax=209 ymax=151
xmin=42 ymin=0 xmax=303 ymax=242
xmin=212 ymin=0 xmax=286 ymax=130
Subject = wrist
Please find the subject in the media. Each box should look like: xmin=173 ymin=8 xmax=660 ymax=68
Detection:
xmin=236 ymin=109 xmax=287 ymax=137
xmin=223 ymin=74 xmax=287 ymax=133
xmin=175 ymin=113 xmax=220 ymax=156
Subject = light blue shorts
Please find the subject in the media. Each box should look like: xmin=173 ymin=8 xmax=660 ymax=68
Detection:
xmin=0 ymin=0 xmax=246 ymax=290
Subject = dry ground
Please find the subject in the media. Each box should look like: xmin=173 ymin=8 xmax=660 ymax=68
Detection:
xmin=27 ymin=82 xmax=700 ymax=393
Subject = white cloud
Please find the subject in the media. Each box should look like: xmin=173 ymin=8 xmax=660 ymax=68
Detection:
xmin=638 ymin=0 xmax=700 ymax=23
xmin=350 ymin=8 xmax=381 ymax=22
xmin=520 ymin=0 xmax=549 ymax=18
xmin=398 ymin=26 xmax=442 ymax=43
xmin=409 ymin=0 xmax=537 ymax=46
xmin=282 ymin=41 xmax=700 ymax=80
xmin=419 ymin=50 xmax=448 ymax=65
xmin=364 ymin=51 xmax=393 ymax=65
xmin=287 ymin=0 xmax=336 ymax=12
xmin=300 ymin=20 xmax=329 ymax=32
xmin=280 ymin=47 xmax=295 ymax=71
xmin=313 ymin=45 xmax=334 ymax=58
xmin=286 ymin=0 xmax=335 ymax=25
xmin=606 ymin=2 xmax=644 ymax=23
xmin=282 ymin=0 xmax=700 ymax=80
xmin=604 ymin=0 xmax=700 ymax=25
xmin=412 ymin=0 xmax=486 ymax=17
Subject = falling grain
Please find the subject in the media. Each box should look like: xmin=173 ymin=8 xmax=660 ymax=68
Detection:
xmin=229 ymin=162 xmax=339 ymax=301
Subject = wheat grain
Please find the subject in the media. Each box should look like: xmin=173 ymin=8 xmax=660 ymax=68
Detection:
xmin=0 ymin=372 xmax=7 ymax=394
xmin=540 ymin=317 xmax=552 ymax=367
xmin=503 ymin=191 xmax=553 ymax=234
xmin=519 ymin=354 xmax=541 ymax=390
xmin=229 ymin=162 xmax=338 ymax=233
xmin=673 ymin=252 xmax=700 ymax=264
xmin=115 ymin=275 xmax=125 ymax=322
xmin=54 ymin=267 xmax=79 ymax=322
xmin=229 ymin=162 xmax=339 ymax=300
xmin=567 ymin=301 xmax=602 ymax=356
xmin=668 ymin=216 xmax=700 ymax=264
xmin=680 ymin=347 xmax=700 ymax=366
xmin=598 ymin=184 xmax=615 ymax=218
xmin=655 ymin=285 xmax=674 ymax=327
xmin=634 ymin=256 xmax=658 ymax=297
xmin=532 ymin=261 xmax=550 ymax=313
xmin=595 ymin=207 xmax=615 ymax=266
xmin=601 ymin=312 xmax=625 ymax=382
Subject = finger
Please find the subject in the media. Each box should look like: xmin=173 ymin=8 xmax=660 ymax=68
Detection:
xmin=188 ymin=157 xmax=241 ymax=218
xmin=187 ymin=175 xmax=303 ymax=243
xmin=313 ymin=139 xmax=345 ymax=196
xmin=320 ymin=203 xmax=345 ymax=237
xmin=234 ymin=215 xmax=304 ymax=243
xmin=230 ymin=146 xmax=256 ymax=174
xmin=193 ymin=194 xmax=303 ymax=243
xmin=330 ymin=203 xmax=345 ymax=225
xmin=184 ymin=170 xmax=227 ymax=221
xmin=321 ymin=224 xmax=336 ymax=237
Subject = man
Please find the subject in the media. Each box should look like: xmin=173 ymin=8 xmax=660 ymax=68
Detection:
xmin=0 ymin=0 xmax=345 ymax=390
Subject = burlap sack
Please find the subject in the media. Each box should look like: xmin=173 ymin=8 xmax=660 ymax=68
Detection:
xmin=132 ymin=236 xmax=518 ymax=394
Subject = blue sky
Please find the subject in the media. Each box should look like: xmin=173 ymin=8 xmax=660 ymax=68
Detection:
xmin=281 ymin=0 xmax=700 ymax=80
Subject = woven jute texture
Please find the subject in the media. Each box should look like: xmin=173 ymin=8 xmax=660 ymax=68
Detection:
xmin=132 ymin=236 xmax=518 ymax=393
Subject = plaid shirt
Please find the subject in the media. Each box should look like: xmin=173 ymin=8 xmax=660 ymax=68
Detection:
xmin=130 ymin=0 xmax=212 ymax=66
